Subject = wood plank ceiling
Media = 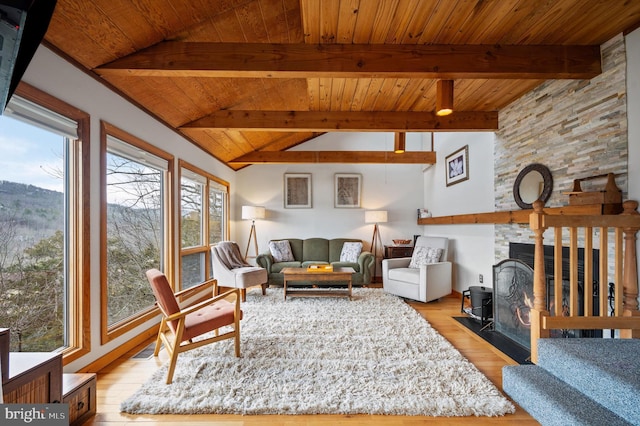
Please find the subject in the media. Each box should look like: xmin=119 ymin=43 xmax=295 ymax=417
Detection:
xmin=43 ymin=0 xmax=640 ymax=170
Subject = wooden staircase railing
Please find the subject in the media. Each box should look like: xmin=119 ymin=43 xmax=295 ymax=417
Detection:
xmin=529 ymin=199 xmax=640 ymax=363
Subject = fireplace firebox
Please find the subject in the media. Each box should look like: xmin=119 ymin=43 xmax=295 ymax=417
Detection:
xmin=509 ymin=242 xmax=602 ymax=338
xmin=492 ymin=243 xmax=603 ymax=350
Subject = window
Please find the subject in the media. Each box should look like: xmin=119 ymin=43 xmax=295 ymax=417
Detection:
xmin=100 ymin=122 xmax=174 ymax=342
xmin=0 ymin=83 xmax=90 ymax=362
xmin=180 ymin=161 xmax=228 ymax=288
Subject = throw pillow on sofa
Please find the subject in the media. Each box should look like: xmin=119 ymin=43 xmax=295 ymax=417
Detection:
xmin=269 ymin=240 xmax=295 ymax=262
xmin=340 ymin=242 xmax=362 ymax=263
xmin=408 ymin=246 xmax=443 ymax=268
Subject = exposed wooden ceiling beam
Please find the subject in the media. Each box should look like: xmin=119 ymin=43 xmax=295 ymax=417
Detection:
xmin=228 ymin=151 xmax=436 ymax=165
xmin=180 ymin=110 xmax=498 ymax=132
xmin=96 ymin=42 xmax=601 ymax=79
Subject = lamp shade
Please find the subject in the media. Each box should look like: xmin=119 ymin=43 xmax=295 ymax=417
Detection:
xmin=241 ymin=205 xmax=266 ymax=220
xmin=365 ymin=210 xmax=388 ymax=224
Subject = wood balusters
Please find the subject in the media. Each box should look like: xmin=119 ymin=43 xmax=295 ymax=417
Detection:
xmin=529 ymin=199 xmax=640 ymax=363
xmin=621 ymin=200 xmax=640 ymax=338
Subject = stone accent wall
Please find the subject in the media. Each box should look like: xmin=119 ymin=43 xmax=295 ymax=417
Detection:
xmin=494 ymin=34 xmax=628 ymax=261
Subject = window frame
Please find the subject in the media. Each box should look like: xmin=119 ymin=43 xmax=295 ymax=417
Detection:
xmin=99 ymin=121 xmax=175 ymax=344
xmin=179 ymin=160 xmax=229 ymax=289
xmin=11 ymin=83 xmax=91 ymax=364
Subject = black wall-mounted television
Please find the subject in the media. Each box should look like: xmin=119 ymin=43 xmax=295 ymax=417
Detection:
xmin=0 ymin=0 xmax=57 ymax=114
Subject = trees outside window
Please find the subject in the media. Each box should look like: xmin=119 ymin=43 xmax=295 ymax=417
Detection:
xmin=100 ymin=122 xmax=174 ymax=342
xmin=181 ymin=172 xmax=204 ymax=287
xmin=0 ymin=84 xmax=90 ymax=361
xmin=180 ymin=161 xmax=228 ymax=288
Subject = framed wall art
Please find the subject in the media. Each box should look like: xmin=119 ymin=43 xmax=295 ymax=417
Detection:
xmin=284 ymin=173 xmax=312 ymax=208
xmin=334 ymin=173 xmax=361 ymax=208
xmin=445 ymin=145 xmax=469 ymax=187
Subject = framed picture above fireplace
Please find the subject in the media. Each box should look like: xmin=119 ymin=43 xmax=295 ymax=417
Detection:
xmin=445 ymin=145 xmax=469 ymax=186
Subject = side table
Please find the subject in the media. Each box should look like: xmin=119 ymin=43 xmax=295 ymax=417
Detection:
xmin=384 ymin=245 xmax=414 ymax=259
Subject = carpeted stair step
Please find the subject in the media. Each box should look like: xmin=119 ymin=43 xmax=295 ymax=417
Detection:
xmin=536 ymin=338 xmax=640 ymax=425
xmin=503 ymin=364 xmax=632 ymax=426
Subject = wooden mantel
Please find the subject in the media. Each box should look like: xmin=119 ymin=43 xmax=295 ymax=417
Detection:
xmin=418 ymin=203 xmax=621 ymax=225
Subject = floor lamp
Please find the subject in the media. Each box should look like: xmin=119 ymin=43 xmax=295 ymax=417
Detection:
xmin=242 ymin=205 xmax=265 ymax=259
xmin=365 ymin=210 xmax=387 ymax=281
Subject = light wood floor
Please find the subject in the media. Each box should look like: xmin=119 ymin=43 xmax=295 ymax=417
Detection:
xmin=87 ymin=290 xmax=539 ymax=425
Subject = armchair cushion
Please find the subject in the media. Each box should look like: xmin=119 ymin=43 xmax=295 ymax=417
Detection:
xmin=388 ymin=267 xmax=420 ymax=283
xmin=340 ymin=242 xmax=362 ymax=263
xmin=409 ymin=246 xmax=443 ymax=268
xmin=182 ymin=299 xmax=237 ymax=342
xmin=268 ymin=240 xmax=295 ymax=262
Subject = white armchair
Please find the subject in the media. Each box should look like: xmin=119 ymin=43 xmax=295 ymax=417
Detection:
xmin=211 ymin=241 xmax=268 ymax=302
xmin=382 ymin=236 xmax=452 ymax=303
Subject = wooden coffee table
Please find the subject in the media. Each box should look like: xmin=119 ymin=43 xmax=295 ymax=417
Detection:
xmin=281 ymin=267 xmax=355 ymax=300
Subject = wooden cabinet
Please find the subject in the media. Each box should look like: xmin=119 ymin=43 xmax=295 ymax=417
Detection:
xmin=384 ymin=245 xmax=414 ymax=259
xmin=63 ymin=373 xmax=97 ymax=426
xmin=2 ymin=352 xmax=62 ymax=403
xmin=1 ymin=353 xmax=97 ymax=425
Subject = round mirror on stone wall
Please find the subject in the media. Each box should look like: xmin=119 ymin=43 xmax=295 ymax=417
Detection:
xmin=513 ymin=163 xmax=553 ymax=209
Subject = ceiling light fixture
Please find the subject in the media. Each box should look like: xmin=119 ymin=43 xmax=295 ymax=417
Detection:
xmin=436 ymin=80 xmax=454 ymax=116
xmin=394 ymin=132 xmax=406 ymax=153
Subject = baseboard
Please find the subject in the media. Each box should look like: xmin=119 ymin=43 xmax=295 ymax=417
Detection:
xmin=76 ymin=325 xmax=158 ymax=373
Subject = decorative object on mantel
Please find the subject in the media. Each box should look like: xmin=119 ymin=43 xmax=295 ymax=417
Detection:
xmin=563 ymin=172 xmax=622 ymax=213
xmin=392 ymin=239 xmax=412 ymax=246
xmin=513 ymin=163 xmax=553 ymax=209
xmin=417 ymin=208 xmax=431 ymax=219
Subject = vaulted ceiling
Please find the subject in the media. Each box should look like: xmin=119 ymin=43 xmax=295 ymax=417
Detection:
xmin=43 ymin=0 xmax=640 ymax=170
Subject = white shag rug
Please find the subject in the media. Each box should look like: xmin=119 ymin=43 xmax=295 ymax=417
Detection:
xmin=120 ymin=288 xmax=515 ymax=416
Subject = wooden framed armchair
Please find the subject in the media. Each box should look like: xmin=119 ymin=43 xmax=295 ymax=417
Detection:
xmin=146 ymin=269 xmax=242 ymax=384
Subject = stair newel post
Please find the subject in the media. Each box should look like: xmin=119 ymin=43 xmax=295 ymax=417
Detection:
xmin=530 ymin=200 xmax=550 ymax=363
xmin=621 ymin=200 xmax=640 ymax=338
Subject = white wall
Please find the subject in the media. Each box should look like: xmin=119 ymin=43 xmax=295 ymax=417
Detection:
xmin=235 ymin=132 xmax=426 ymax=259
xmin=626 ymin=27 xmax=640 ymax=266
xmin=627 ymin=28 xmax=640 ymax=207
xmin=422 ymin=132 xmax=496 ymax=293
xmin=19 ymin=46 xmax=236 ymax=372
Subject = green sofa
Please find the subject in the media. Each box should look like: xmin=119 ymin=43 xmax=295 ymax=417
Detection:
xmin=255 ymin=238 xmax=375 ymax=286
